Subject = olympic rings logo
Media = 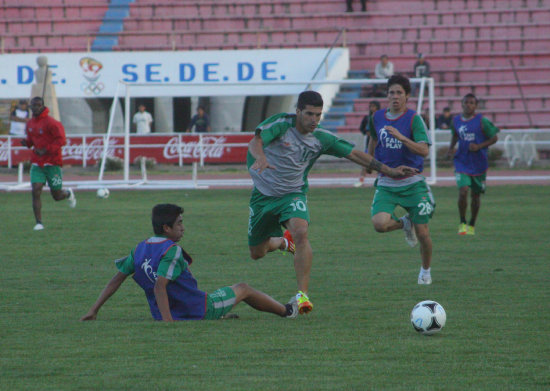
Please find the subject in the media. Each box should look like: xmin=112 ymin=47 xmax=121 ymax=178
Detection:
xmin=81 ymin=81 xmax=105 ymax=95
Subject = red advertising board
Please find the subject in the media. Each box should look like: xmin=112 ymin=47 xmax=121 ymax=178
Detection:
xmin=0 ymin=133 xmax=254 ymax=167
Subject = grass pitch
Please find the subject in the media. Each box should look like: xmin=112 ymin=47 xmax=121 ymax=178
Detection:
xmin=1 ymin=186 xmax=549 ymax=390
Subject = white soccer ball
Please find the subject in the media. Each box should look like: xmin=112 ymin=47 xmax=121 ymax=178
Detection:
xmin=410 ymin=300 xmax=446 ymax=335
xmin=96 ymin=188 xmax=110 ymax=199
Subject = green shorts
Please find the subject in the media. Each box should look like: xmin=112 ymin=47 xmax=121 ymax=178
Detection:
xmin=455 ymin=172 xmax=486 ymax=194
xmin=371 ymin=180 xmax=435 ymax=225
xmin=205 ymin=287 xmax=236 ymax=320
xmin=248 ymin=188 xmax=310 ymax=246
xmin=30 ymin=165 xmax=63 ymax=190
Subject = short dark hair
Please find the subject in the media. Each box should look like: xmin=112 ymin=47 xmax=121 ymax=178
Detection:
xmin=369 ymin=100 xmax=381 ymax=110
xmin=462 ymin=93 xmax=478 ymax=104
xmin=387 ymin=74 xmax=411 ymax=95
xmin=30 ymin=96 xmax=44 ymax=105
xmin=443 ymin=107 xmax=451 ymax=112
xmin=152 ymin=204 xmax=183 ymax=235
xmin=297 ymin=91 xmax=323 ymax=110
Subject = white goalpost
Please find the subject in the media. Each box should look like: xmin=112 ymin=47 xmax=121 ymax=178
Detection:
xmin=98 ymin=77 xmax=437 ymax=188
xmin=8 ymin=76 xmax=549 ymax=191
xmin=3 ymin=61 xmax=550 ymax=192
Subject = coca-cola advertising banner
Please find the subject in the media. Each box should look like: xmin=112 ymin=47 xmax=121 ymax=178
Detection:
xmin=0 ymin=133 xmax=254 ymax=167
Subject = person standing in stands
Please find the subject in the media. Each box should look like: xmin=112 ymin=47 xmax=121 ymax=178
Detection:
xmin=9 ymin=99 xmax=31 ymax=136
xmin=371 ymin=55 xmax=394 ymax=97
xmin=436 ymin=107 xmax=453 ymax=130
xmin=412 ymin=53 xmax=431 ymax=95
xmin=355 ymin=100 xmax=381 ymax=187
xmin=346 ymin=0 xmax=366 ymax=12
xmin=413 ymin=53 xmax=430 ymax=79
xmin=133 ymin=104 xmax=153 ymax=134
xmin=186 ymin=106 xmax=211 ymax=133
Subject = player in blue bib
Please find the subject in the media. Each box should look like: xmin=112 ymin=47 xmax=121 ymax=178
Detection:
xmin=446 ymin=93 xmax=499 ymax=235
xmin=366 ymin=75 xmax=435 ymax=285
xmin=81 ymin=204 xmax=300 ymax=321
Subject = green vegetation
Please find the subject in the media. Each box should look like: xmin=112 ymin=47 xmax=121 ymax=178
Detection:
xmin=1 ymin=186 xmax=548 ymax=390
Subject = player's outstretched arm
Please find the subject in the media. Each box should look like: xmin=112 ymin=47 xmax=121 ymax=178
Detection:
xmin=346 ymin=149 xmax=419 ymax=178
xmin=365 ymin=137 xmax=377 ymax=173
xmin=80 ymin=272 xmax=129 ymax=321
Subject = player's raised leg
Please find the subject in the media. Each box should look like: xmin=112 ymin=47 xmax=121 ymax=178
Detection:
xmin=51 ymin=188 xmax=76 ymax=207
xmin=43 ymin=165 xmax=76 ymax=208
xmin=248 ymin=195 xmax=295 ymax=260
xmin=400 ymin=213 xmax=418 ymax=247
xmin=371 ymin=212 xmax=403 ymax=233
xmin=249 ymin=237 xmax=288 ymax=260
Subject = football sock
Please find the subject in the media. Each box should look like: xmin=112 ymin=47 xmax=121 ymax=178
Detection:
xmin=282 ymin=238 xmax=289 ymax=251
xmin=468 ymin=221 xmax=475 ymax=227
xmin=284 ymin=303 xmax=294 ymax=317
xmin=421 ymin=267 xmax=431 ymax=275
xmin=460 ymin=218 xmax=467 ymax=224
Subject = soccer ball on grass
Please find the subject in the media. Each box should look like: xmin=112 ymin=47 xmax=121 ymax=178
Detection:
xmin=96 ymin=188 xmax=110 ymax=199
xmin=410 ymin=300 xmax=446 ymax=335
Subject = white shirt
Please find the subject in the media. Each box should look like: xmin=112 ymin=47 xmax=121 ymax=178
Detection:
xmin=375 ymin=61 xmax=394 ymax=79
xmin=10 ymin=108 xmax=30 ymax=136
xmin=133 ymin=111 xmax=153 ymax=134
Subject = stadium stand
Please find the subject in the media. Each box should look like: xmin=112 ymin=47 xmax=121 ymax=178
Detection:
xmin=0 ymin=0 xmax=549 ymax=130
xmin=0 ymin=1 xmax=110 ymax=52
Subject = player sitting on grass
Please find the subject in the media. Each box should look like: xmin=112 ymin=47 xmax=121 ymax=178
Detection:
xmin=81 ymin=204 xmax=298 ymax=322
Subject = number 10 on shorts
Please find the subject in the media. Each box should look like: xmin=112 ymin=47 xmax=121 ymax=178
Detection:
xmin=290 ymin=200 xmax=307 ymax=212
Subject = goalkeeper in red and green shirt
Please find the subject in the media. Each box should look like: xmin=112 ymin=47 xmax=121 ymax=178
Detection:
xmin=81 ymin=204 xmax=300 ymax=322
xmin=446 ymin=93 xmax=499 ymax=236
xmin=21 ymin=97 xmax=76 ymax=231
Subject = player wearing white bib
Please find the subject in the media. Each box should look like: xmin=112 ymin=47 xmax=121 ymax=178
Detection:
xmin=247 ymin=91 xmax=419 ymax=314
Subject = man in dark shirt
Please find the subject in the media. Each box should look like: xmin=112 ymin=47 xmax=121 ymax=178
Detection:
xmin=186 ymin=106 xmax=211 ymax=133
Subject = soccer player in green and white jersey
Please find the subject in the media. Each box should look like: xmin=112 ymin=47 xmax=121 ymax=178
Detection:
xmin=247 ymin=90 xmax=419 ymax=314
